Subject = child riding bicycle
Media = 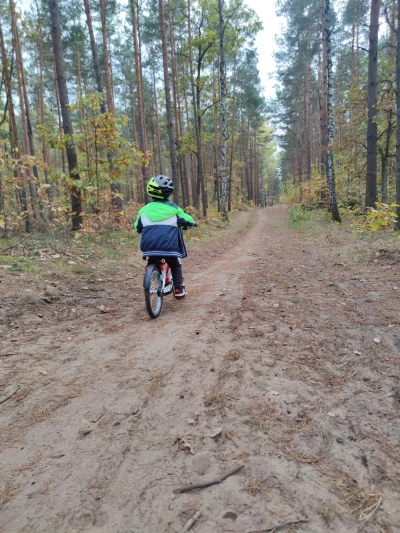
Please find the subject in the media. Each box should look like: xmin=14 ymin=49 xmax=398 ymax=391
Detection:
xmin=134 ymin=175 xmax=197 ymax=298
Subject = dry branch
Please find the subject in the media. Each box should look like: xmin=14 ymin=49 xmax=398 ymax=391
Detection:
xmin=173 ymin=464 xmax=244 ymax=494
xmin=0 ymin=385 xmax=20 ymax=405
xmin=178 ymin=511 xmax=201 ymax=533
xmin=1 ymin=234 xmax=32 ymax=254
xmin=246 ymin=519 xmax=309 ymax=533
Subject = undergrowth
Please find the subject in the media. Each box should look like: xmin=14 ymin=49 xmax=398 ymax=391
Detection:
xmin=0 ymin=211 xmax=235 ymax=277
xmin=288 ymin=205 xmax=328 ymax=235
xmin=287 ymin=204 xmax=400 ymax=268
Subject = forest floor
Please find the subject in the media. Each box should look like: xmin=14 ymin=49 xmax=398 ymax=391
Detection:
xmin=1 ymin=206 xmax=400 ymax=533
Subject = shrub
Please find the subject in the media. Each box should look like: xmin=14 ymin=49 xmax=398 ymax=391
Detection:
xmin=352 ymin=203 xmax=399 ymax=232
xmin=289 ymin=205 xmax=313 ymax=223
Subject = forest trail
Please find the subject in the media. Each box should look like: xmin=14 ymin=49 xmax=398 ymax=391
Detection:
xmin=1 ymin=207 xmax=400 ymax=533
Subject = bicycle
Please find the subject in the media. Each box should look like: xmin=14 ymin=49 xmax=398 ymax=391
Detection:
xmin=143 ymin=222 xmax=198 ymax=318
xmin=143 ymin=258 xmax=174 ymax=318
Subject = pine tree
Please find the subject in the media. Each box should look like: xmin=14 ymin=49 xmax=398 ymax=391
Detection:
xmin=365 ymin=0 xmax=380 ymax=208
xmin=49 ymin=0 xmax=82 ymax=230
xmin=218 ymin=0 xmax=228 ymax=215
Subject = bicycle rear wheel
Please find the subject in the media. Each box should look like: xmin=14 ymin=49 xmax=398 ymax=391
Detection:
xmin=144 ymin=264 xmax=163 ymax=318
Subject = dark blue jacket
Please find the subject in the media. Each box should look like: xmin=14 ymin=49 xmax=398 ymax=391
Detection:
xmin=134 ymin=200 xmax=195 ymax=258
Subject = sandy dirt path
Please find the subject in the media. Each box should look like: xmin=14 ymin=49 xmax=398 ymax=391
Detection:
xmin=1 ymin=207 xmax=399 ymax=533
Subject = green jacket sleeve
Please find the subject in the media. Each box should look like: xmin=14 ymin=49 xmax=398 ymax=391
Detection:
xmin=134 ymin=212 xmax=142 ymax=232
xmin=176 ymin=207 xmax=195 ymax=224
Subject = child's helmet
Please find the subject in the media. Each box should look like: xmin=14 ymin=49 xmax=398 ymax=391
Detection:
xmin=147 ymin=175 xmax=174 ymax=200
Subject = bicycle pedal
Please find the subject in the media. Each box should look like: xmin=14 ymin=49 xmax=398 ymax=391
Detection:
xmin=163 ymin=283 xmax=173 ymax=295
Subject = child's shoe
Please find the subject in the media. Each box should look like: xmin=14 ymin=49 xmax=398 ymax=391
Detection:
xmin=174 ymin=286 xmax=186 ymax=299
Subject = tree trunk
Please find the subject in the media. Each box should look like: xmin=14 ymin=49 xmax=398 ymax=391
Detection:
xmin=356 ymin=0 xmax=360 ymax=78
xmin=305 ymin=28 xmax=312 ymax=181
xmin=320 ymin=0 xmax=328 ymax=178
xmin=177 ymin=72 xmax=190 ymax=206
xmin=152 ymin=59 xmax=164 ymax=174
xmin=35 ymin=0 xmax=51 ymax=199
xmin=83 ymin=0 xmax=106 ymax=113
xmin=130 ymin=0 xmax=148 ymax=198
xmin=159 ymin=0 xmax=178 ymax=194
xmin=212 ymin=59 xmax=220 ymax=209
xmin=196 ymin=52 xmax=207 ymax=215
xmin=365 ymin=0 xmax=380 ymax=208
xmin=396 ymin=0 xmax=400 ymax=228
xmin=218 ymin=0 xmax=228 ymax=215
xmin=99 ymin=0 xmax=123 ymax=209
xmin=52 ymin=56 xmax=66 ymax=178
xmin=297 ymin=64 xmax=303 ymax=197
xmin=0 ymin=20 xmax=30 ymax=233
xmin=10 ymin=0 xmax=41 ymax=220
xmin=77 ymin=53 xmax=91 ymax=175
xmin=245 ymin=114 xmax=251 ymax=201
xmin=99 ymin=0 xmax=114 ymax=116
xmin=254 ymin=136 xmax=260 ymax=205
xmin=228 ymin=55 xmax=237 ymax=212
xmin=379 ymin=148 xmax=387 ymax=203
xmin=187 ymin=0 xmax=206 ymax=215
xmin=49 ymin=0 xmax=82 ymax=230
xmin=168 ymin=7 xmax=183 ymax=205
xmin=382 ymin=108 xmax=393 ymax=203
xmin=183 ymin=84 xmax=195 ymax=204
xmin=325 ymin=0 xmax=341 ymax=222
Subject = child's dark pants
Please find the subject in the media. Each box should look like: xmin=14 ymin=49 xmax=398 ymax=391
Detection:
xmin=148 ymin=257 xmax=183 ymax=289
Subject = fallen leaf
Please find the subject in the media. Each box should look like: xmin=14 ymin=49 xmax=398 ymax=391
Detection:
xmin=209 ymin=427 xmax=223 ymax=438
xmin=177 ymin=437 xmax=195 ymax=455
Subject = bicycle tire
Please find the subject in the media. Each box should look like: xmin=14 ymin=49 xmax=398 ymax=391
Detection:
xmin=144 ymin=264 xmax=163 ymax=318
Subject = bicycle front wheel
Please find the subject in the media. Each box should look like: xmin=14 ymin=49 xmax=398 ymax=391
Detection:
xmin=144 ymin=264 xmax=163 ymax=318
